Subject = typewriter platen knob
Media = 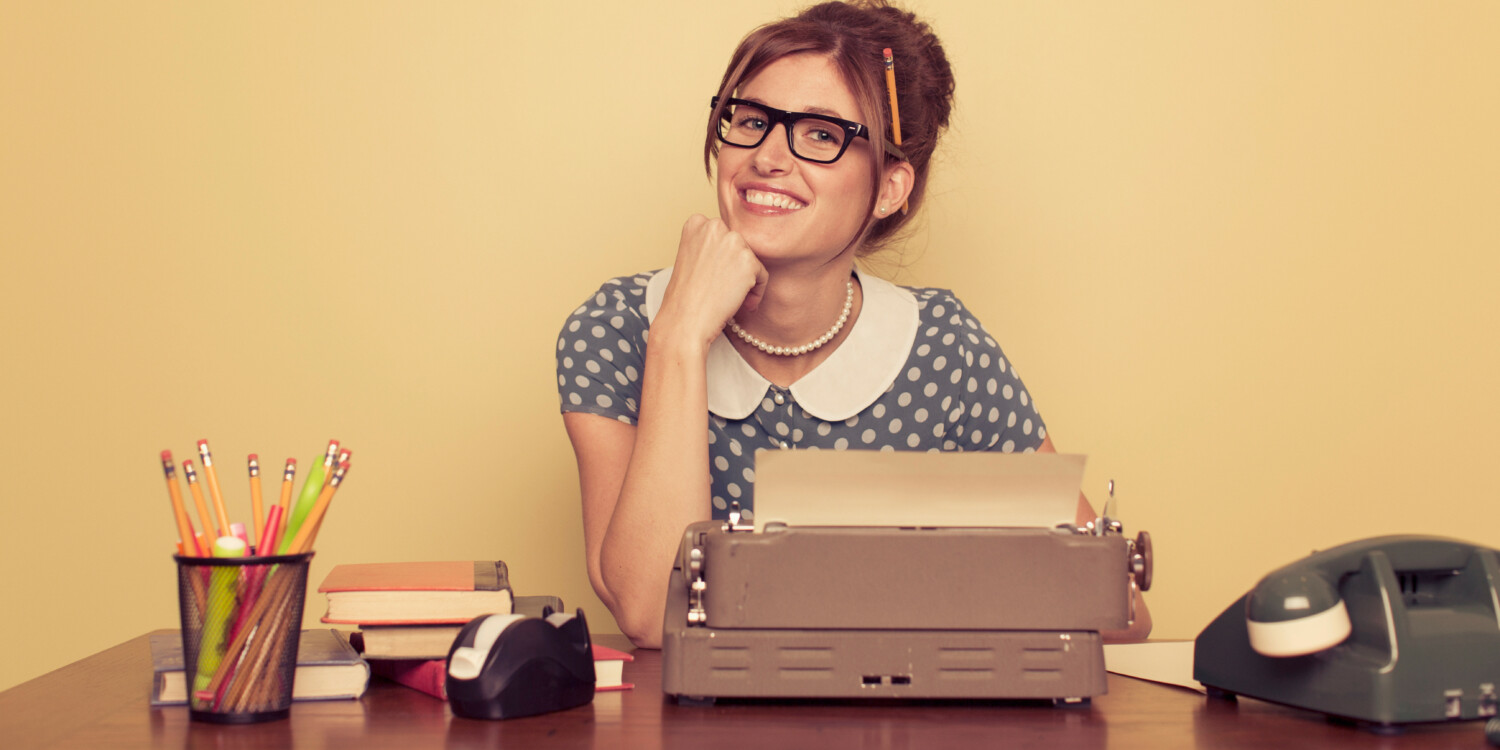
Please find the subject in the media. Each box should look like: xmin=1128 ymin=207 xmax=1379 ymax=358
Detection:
xmin=1132 ymin=531 xmax=1153 ymax=592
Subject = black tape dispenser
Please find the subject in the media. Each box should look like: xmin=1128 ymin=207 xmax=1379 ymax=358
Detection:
xmin=445 ymin=608 xmax=596 ymax=720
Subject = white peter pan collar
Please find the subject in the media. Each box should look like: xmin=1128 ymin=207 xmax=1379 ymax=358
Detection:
xmin=644 ymin=266 xmax=919 ymax=422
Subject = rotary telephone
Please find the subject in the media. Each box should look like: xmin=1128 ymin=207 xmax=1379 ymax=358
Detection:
xmin=1194 ymin=535 xmax=1500 ymax=729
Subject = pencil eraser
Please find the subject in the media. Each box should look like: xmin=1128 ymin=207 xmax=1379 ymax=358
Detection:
xmin=883 ymin=47 xmax=892 ymax=56
xmin=183 ymin=459 xmax=193 ymax=467
xmin=287 ymin=458 xmax=297 ymax=465
xmin=248 ymin=453 xmax=258 ymax=460
xmin=198 ymin=439 xmax=208 ymax=448
xmin=161 ymin=450 xmax=173 ymax=460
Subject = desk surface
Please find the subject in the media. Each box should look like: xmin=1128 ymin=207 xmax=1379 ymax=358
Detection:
xmin=0 ymin=631 xmax=1485 ymax=749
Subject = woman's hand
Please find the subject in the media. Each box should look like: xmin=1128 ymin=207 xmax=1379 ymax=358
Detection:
xmin=657 ymin=214 xmax=769 ymax=349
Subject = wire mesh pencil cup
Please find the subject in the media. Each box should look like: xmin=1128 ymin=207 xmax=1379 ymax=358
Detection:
xmin=175 ymin=552 xmax=312 ymax=723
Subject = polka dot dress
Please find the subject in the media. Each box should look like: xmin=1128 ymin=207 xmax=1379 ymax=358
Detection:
xmin=557 ymin=271 xmax=1047 ymax=521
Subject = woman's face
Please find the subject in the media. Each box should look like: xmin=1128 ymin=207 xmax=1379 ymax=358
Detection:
xmin=716 ymin=53 xmax=876 ymax=268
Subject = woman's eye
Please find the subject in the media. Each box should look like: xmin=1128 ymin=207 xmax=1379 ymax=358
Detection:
xmin=801 ymin=126 xmax=841 ymax=145
xmin=734 ymin=115 xmax=768 ymax=132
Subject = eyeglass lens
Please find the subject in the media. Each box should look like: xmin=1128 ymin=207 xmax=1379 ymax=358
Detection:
xmin=717 ymin=102 xmax=848 ymax=162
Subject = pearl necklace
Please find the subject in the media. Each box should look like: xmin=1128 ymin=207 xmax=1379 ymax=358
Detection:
xmin=727 ymin=279 xmax=854 ymax=357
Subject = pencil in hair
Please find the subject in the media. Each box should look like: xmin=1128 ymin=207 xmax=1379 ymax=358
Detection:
xmin=182 ymin=460 xmax=217 ymax=554
xmin=248 ymin=454 xmax=265 ymax=551
xmin=197 ymin=440 xmax=232 ymax=538
xmin=161 ymin=451 xmax=201 ymax=556
xmin=882 ymin=47 xmax=908 ymax=214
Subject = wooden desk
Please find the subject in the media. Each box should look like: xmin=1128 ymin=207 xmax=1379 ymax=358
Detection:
xmin=0 ymin=631 xmax=1484 ymax=749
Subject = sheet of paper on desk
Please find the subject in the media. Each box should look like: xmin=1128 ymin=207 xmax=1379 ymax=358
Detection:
xmin=1103 ymin=641 xmax=1205 ymax=693
xmin=753 ymin=450 xmax=1085 ymax=530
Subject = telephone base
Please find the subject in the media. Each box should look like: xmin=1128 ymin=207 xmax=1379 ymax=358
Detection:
xmin=1325 ymin=716 xmax=1404 ymax=736
xmin=1195 ymin=538 xmax=1500 ymax=726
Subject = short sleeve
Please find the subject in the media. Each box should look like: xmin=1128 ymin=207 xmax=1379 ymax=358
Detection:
xmin=555 ymin=275 xmax=652 ymax=425
xmin=941 ymin=294 xmax=1047 ymax=453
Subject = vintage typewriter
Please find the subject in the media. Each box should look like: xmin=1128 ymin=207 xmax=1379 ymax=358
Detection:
xmin=662 ymin=451 xmax=1152 ymax=705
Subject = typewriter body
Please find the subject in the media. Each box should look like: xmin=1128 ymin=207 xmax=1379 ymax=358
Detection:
xmin=661 ymin=451 xmax=1151 ymax=704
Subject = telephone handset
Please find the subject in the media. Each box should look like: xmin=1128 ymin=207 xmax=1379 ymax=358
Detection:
xmin=1244 ymin=536 xmax=1486 ymax=657
xmin=1195 ymin=535 xmax=1500 ymax=727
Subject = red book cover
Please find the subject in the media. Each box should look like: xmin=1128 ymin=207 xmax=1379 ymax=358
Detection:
xmin=370 ymin=643 xmax=633 ymax=698
xmin=592 ymin=643 xmax=634 ymax=691
xmin=368 ymin=658 xmax=448 ymax=700
xmin=318 ymin=561 xmax=513 ymax=625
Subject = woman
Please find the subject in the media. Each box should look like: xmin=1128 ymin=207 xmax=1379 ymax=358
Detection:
xmin=556 ymin=0 xmax=1150 ymax=647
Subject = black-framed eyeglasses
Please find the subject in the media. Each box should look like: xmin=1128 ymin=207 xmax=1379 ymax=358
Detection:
xmin=711 ymin=96 xmax=906 ymax=164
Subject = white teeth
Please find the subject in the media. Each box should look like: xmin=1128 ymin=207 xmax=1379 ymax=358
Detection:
xmin=745 ymin=190 xmax=805 ymax=210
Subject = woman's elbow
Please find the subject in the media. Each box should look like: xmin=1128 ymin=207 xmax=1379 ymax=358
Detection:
xmin=603 ymin=585 xmax=664 ymax=648
xmin=617 ymin=613 xmax=664 ymax=649
xmin=596 ymin=566 xmax=665 ymax=649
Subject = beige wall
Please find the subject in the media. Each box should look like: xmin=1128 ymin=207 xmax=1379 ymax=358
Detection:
xmin=2 ymin=1 xmax=1496 ymax=691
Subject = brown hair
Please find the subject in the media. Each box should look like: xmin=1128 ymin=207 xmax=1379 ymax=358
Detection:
xmin=704 ymin=0 xmax=955 ymax=256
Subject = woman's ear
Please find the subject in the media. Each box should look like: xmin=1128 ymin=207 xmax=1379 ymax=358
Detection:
xmin=873 ymin=160 xmax=916 ymax=217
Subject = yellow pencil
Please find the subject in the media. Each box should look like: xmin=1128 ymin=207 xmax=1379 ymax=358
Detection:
xmin=161 ymin=451 xmax=202 ymax=556
xmin=882 ymin=47 xmax=908 ymax=214
xmin=278 ymin=458 xmax=296 ymax=514
xmin=182 ymin=460 xmax=217 ymax=553
xmin=286 ymin=462 xmax=349 ymax=554
xmin=319 ymin=440 xmax=340 ymax=488
xmin=197 ymin=439 xmax=231 ymax=538
xmin=248 ymin=454 xmax=265 ymax=551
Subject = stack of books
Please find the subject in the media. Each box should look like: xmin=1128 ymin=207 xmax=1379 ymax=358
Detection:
xmin=319 ymin=560 xmax=518 ymax=660
xmin=318 ymin=559 xmax=631 ymax=699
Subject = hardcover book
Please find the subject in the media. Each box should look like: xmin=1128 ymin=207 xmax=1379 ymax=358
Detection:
xmin=368 ymin=657 xmax=450 ymax=700
xmin=357 ymin=595 xmax=567 ymax=659
xmin=367 ymin=643 xmax=633 ymax=700
xmin=592 ymin=643 xmax=634 ymax=692
xmin=318 ymin=560 xmax=512 ymax=625
xmin=149 ymin=629 xmax=369 ymax=706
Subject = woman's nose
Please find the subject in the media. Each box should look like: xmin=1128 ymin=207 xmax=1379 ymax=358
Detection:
xmin=751 ymin=124 xmax=795 ymax=173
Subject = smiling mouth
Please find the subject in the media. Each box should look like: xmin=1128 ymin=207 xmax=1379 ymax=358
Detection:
xmin=744 ymin=189 xmax=806 ymax=210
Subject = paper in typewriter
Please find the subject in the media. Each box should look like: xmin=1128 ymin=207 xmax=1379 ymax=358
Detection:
xmin=751 ymin=450 xmax=1085 ymax=531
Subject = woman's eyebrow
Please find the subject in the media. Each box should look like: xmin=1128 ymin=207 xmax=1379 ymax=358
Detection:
xmin=802 ymin=105 xmax=845 ymax=118
xmin=739 ymin=96 xmax=848 ymax=119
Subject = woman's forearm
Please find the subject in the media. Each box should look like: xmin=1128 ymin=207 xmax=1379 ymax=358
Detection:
xmin=597 ymin=325 xmax=713 ymax=647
